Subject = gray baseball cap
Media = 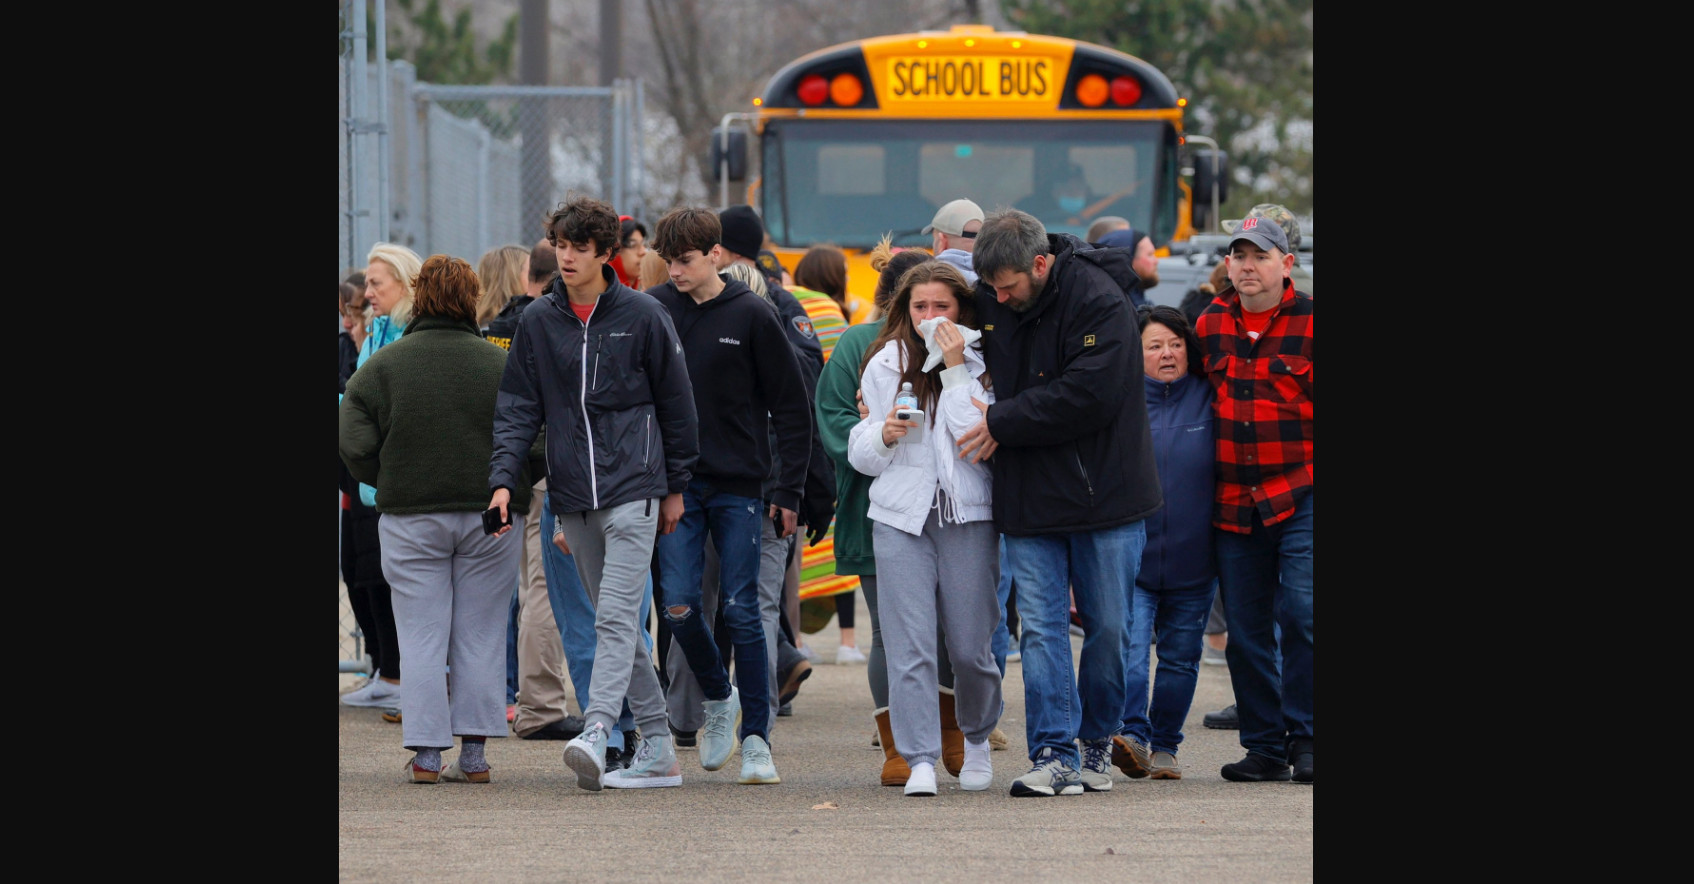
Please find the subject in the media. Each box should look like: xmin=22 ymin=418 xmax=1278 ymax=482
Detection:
xmin=1228 ymin=214 xmax=1289 ymax=254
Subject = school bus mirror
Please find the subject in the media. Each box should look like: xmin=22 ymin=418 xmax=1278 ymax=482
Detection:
xmin=710 ymin=127 xmax=748 ymax=182
xmin=1190 ymin=149 xmax=1228 ymax=211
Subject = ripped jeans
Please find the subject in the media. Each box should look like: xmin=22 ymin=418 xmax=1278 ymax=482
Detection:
xmin=654 ymin=478 xmax=772 ymax=741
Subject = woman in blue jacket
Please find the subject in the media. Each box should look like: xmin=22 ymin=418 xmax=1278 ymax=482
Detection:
xmin=1112 ymin=305 xmax=1217 ymax=781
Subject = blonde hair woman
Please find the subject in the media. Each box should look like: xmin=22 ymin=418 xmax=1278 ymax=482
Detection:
xmin=474 ymin=244 xmax=531 ymax=330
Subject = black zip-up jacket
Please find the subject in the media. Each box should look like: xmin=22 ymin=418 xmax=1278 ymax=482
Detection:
xmin=482 ymin=294 xmax=534 ymax=351
xmin=490 ymin=265 xmax=698 ymax=515
xmin=973 ymin=232 xmax=1162 ymax=535
xmin=646 ymin=275 xmax=811 ymax=513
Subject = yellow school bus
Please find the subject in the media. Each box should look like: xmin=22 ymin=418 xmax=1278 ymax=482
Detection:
xmin=720 ymin=24 xmax=1220 ymax=312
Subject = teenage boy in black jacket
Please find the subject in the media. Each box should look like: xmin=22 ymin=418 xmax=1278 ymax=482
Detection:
xmin=487 ymin=196 xmax=699 ymax=791
xmin=644 ymin=206 xmax=812 ymax=786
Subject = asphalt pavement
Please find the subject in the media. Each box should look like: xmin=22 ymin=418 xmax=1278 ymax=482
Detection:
xmin=338 ymin=595 xmax=1313 ymax=883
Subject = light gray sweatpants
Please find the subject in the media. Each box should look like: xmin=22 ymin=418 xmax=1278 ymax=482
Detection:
xmin=380 ymin=511 xmax=521 ymax=751
xmin=667 ymin=517 xmax=791 ymax=729
xmin=556 ymin=498 xmax=668 ymax=739
xmin=872 ymin=514 xmax=1002 ymax=768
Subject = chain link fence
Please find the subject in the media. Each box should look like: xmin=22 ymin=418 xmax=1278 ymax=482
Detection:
xmin=339 ymin=2 xmax=644 ymax=675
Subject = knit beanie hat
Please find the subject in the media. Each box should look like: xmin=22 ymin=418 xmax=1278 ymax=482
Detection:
xmin=718 ymin=205 xmax=765 ymax=261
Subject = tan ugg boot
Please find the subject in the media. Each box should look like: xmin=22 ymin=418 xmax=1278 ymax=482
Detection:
xmin=874 ymin=707 xmax=910 ymax=786
xmin=937 ymin=687 xmax=965 ymax=777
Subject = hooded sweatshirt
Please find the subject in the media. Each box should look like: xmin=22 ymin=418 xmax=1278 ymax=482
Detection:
xmin=646 ymin=275 xmax=812 ymax=512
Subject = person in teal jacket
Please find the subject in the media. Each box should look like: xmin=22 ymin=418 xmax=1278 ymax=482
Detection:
xmin=338 ymin=243 xmax=422 ymax=712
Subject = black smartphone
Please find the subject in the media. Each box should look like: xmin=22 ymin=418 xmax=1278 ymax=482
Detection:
xmin=482 ymin=506 xmax=510 ymax=535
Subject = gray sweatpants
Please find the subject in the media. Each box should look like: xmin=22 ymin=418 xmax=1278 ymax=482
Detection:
xmin=556 ymin=498 xmax=668 ymax=739
xmin=667 ymin=517 xmax=791 ymax=729
xmin=380 ymin=511 xmax=521 ymax=751
xmin=872 ymin=515 xmax=1002 ymax=768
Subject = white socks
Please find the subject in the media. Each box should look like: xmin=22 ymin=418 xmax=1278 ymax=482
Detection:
xmin=960 ymin=738 xmax=992 ymax=791
xmin=904 ymin=761 xmax=937 ymax=796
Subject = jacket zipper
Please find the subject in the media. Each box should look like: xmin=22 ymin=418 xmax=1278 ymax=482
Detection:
xmin=578 ymin=311 xmax=598 ymax=509
xmin=1074 ymin=449 xmax=1094 ymax=499
xmin=644 ymin=413 xmax=652 ymax=465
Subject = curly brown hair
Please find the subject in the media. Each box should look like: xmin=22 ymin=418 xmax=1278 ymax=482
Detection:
xmin=410 ymin=254 xmax=481 ymax=324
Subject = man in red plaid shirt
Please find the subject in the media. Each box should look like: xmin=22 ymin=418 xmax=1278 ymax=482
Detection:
xmin=1194 ymin=208 xmax=1313 ymax=785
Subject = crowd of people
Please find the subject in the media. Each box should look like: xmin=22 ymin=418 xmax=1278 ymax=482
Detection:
xmin=338 ymin=193 xmax=1314 ymax=793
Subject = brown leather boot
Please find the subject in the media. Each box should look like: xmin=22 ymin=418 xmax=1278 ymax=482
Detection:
xmin=874 ymin=707 xmax=910 ymax=786
xmin=937 ymin=688 xmax=965 ymax=777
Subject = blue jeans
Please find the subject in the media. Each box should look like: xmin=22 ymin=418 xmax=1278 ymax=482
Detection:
xmin=1004 ymin=519 xmax=1145 ymax=766
xmin=1120 ymin=582 xmax=1216 ymax=754
xmin=655 ymin=479 xmax=771 ymax=740
xmin=505 ymin=585 xmax=520 ymax=705
xmin=1217 ymin=489 xmax=1313 ymax=761
xmin=540 ymin=494 xmax=652 ymax=751
xmin=991 ymin=535 xmax=1012 ymax=677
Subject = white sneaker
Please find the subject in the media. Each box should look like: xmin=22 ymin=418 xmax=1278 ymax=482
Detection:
xmin=835 ymin=645 xmax=867 ymax=665
xmin=737 ymin=734 xmax=781 ymax=784
xmin=340 ymin=678 xmax=400 ymax=708
xmin=904 ymin=761 xmax=937 ymax=796
xmin=563 ymin=721 xmax=609 ymax=791
xmin=799 ymin=644 xmax=822 ymax=664
xmin=604 ymin=734 xmax=682 ymax=789
xmin=959 ymin=738 xmax=992 ymax=791
xmin=699 ymin=686 xmax=742 ymax=772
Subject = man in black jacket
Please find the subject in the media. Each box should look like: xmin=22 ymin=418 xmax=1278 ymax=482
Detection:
xmin=958 ymin=208 xmax=1162 ymax=798
xmin=487 ymin=196 xmax=700 ymax=791
xmin=645 ymin=206 xmax=812 ymax=786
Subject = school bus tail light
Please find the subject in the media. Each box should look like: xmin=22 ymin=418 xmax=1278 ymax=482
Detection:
xmin=1111 ymin=76 xmax=1142 ymax=106
xmin=1076 ymin=74 xmax=1109 ymax=108
xmin=830 ymin=73 xmax=864 ymax=107
xmin=798 ymin=74 xmax=829 ymax=106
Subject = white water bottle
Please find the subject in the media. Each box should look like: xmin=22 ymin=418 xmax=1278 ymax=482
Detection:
xmin=893 ymin=382 xmax=924 ymax=444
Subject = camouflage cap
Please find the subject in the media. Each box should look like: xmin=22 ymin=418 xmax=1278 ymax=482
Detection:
xmin=1222 ymin=203 xmax=1301 ymax=251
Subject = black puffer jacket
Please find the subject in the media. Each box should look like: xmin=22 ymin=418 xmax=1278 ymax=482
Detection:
xmin=973 ymin=233 xmax=1162 ymax=535
xmin=490 ymin=265 xmax=698 ymax=515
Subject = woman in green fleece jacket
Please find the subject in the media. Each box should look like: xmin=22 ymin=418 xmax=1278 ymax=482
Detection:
xmin=340 ymin=253 xmax=541 ymax=785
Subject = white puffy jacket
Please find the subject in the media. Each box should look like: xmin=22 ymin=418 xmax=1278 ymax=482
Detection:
xmin=848 ymin=336 xmax=995 ymax=536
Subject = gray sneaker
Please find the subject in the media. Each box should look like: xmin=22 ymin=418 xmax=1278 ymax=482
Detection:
xmin=563 ymin=721 xmax=609 ymax=791
xmin=699 ymin=685 xmax=742 ymax=772
xmin=1111 ymin=734 xmax=1152 ymax=779
xmin=603 ymin=734 xmax=682 ymax=789
xmin=737 ymin=734 xmax=781 ymax=784
xmin=1148 ymin=750 xmax=1182 ymax=780
xmin=1077 ymin=738 xmax=1115 ymax=792
xmin=1009 ymin=748 xmax=1084 ymax=797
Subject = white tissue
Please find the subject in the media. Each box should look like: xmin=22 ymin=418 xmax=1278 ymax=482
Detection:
xmin=916 ymin=316 xmax=982 ymax=373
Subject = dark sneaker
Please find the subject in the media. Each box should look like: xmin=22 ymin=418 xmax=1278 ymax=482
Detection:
xmin=1221 ymin=752 xmax=1291 ymax=782
xmin=1289 ymin=739 xmax=1313 ymax=783
xmin=521 ymin=714 xmax=586 ymax=741
xmin=670 ymin=724 xmax=697 ymax=749
xmin=1110 ymin=735 xmax=1152 ymax=779
xmin=1203 ymin=703 xmax=1240 ymax=730
xmin=380 ymin=706 xmax=402 ymax=724
xmin=1077 ymin=738 xmax=1115 ymax=792
xmin=1010 ymin=749 xmax=1084 ymax=797
xmin=778 ymin=657 xmax=813 ymax=706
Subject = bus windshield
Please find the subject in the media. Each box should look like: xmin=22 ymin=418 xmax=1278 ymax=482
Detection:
xmin=760 ymin=118 xmax=1175 ymax=250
